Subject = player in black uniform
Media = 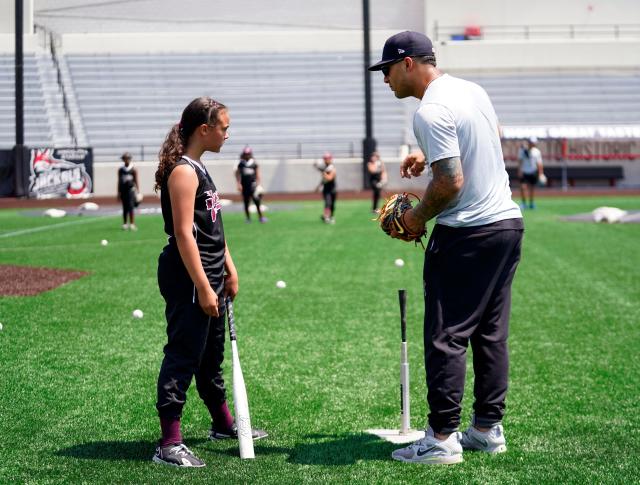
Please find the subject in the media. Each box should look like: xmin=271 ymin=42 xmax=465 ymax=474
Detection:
xmin=319 ymin=152 xmax=337 ymax=224
xmin=235 ymin=146 xmax=267 ymax=223
xmin=116 ymin=152 xmax=139 ymax=230
xmin=152 ymin=97 xmax=266 ymax=468
xmin=367 ymin=151 xmax=387 ymax=212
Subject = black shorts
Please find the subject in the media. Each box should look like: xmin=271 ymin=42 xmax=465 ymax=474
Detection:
xmin=520 ymin=173 xmax=538 ymax=185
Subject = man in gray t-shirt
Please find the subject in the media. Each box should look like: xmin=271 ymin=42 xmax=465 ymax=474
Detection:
xmin=369 ymin=31 xmax=524 ymax=465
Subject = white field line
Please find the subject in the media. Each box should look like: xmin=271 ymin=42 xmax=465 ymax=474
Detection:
xmin=0 ymin=216 xmax=115 ymax=240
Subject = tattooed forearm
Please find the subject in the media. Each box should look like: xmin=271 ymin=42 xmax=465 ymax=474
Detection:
xmin=412 ymin=156 xmax=463 ymax=223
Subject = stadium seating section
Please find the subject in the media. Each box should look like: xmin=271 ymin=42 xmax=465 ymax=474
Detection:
xmin=2 ymin=51 xmax=639 ymax=163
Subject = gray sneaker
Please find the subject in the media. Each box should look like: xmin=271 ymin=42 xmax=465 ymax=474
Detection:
xmin=391 ymin=427 xmax=463 ymax=465
xmin=152 ymin=443 xmax=206 ymax=467
xmin=460 ymin=422 xmax=507 ymax=454
xmin=209 ymin=423 xmax=268 ymax=441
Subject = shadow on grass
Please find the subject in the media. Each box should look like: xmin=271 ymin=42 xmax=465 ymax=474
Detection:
xmin=56 ymin=433 xmax=395 ymax=465
xmin=55 ymin=438 xmax=208 ymax=462
xmin=287 ymin=433 xmax=395 ymax=465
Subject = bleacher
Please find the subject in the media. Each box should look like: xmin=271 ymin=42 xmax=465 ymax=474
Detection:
xmin=65 ymin=52 xmax=408 ymax=162
xmin=4 ymin=49 xmax=639 ymax=164
xmin=469 ymin=73 xmax=640 ymax=125
xmin=0 ymin=54 xmax=54 ymax=148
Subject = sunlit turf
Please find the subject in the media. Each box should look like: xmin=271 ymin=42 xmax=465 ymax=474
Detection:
xmin=0 ymin=196 xmax=638 ymax=484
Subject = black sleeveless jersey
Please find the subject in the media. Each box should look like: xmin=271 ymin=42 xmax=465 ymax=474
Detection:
xmin=237 ymin=158 xmax=258 ymax=188
xmin=160 ymin=156 xmax=226 ymax=291
xmin=118 ymin=165 xmax=135 ymax=192
xmin=322 ymin=164 xmax=336 ymax=193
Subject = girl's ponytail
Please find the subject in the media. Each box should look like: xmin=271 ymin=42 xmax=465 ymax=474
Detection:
xmin=155 ymin=123 xmax=184 ymax=192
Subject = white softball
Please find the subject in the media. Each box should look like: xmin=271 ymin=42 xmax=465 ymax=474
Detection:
xmin=395 ymin=258 xmax=405 ymax=267
xmin=132 ymin=309 xmax=144 ymax=319
xmin=276 ymin=280 xmax=287 ymax=289
xmin=101 ymin=239 xmax=108 ymax=246
xmin=0 ymin=322 xmax=3 ymax=331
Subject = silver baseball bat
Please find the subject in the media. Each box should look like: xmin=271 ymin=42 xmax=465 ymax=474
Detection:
xmin=226 ymin=297 xmax=255 ymax=459
xmin=399 ymin=289 xmax=410 ymax=435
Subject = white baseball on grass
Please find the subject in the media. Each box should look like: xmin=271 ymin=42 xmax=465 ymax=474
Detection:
xmin=132 ymin=309 xmax=144 ymax=319
xmin=101 ymin=239 xmax=108 ymax=246
xmin=0 ymin=322 xmax=3 ymax=331
xmin=276 ymin=280 xmax=287 ymax=289
xmin=395 ymin=258 xmax=405 ymax=267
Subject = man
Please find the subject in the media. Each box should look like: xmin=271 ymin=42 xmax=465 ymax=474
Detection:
xmin=517 ymin=136 xmax=544 ymax=209
xmin=369 ymin=31 xmax=524 ymax=465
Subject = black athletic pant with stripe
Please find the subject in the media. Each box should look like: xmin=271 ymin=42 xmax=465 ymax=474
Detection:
xmin=156 ymin=247 xmax=227 ymax=419
xmin=423 ymin=218 xmax=523 ymax=434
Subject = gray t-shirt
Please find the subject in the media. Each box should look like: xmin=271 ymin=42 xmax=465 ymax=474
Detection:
xmin=413 ymin=74 xmax=522 ymax=227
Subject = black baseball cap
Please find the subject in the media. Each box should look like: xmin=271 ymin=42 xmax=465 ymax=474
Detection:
xmin=368 ymin=31 xmax=434 ymax=71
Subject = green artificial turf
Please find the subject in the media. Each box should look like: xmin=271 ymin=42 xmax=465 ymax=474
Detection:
xmin=0 ymin=196 xmax=638 ymax=484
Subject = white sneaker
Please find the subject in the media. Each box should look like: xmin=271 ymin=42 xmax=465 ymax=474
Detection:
xmin=129 ymin=224 xmax=138 ymax=231
xmin=122 ymin=223 xmax=129 ymax=230
xmin=391 ymin=428 xmax=463 ymax=465
xmin=460 ymin=422 xmax=507 ymax=454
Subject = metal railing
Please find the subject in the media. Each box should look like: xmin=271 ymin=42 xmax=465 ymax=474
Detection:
xmin=92 ymin=140 xmax=367 ymax=162
xmin=34 ymin=24 xmax=78 ymax=147
xmin=434 ymin=22 xmax=640 ymax=41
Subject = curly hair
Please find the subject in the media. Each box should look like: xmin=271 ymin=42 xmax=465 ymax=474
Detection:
xmin=155 ymin=96 xmax=227 ymax=192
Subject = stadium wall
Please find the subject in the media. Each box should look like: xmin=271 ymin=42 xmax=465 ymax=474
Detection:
xmin=91 ymin=158 xmax=430 ymax=197
xmin=0 ymin=0 xmax=34 ymax=34
xmin=91 ymin=156 xmax=639 ymax=198
xmin=0 ymin=34 xmax=40 ymax=53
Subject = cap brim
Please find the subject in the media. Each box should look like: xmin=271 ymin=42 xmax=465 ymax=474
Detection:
xmin=368 ymin=59 xmax=397 ymax=71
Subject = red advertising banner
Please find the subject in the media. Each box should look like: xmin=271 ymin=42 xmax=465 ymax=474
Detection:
xmin=28 ymin=148 xmax=94 ymax=199
xmin=502 ymin=138 xmax=640 ymax=163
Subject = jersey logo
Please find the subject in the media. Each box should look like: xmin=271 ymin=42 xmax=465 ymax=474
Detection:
xmin=205 ymin=190 xmax=222 ymax=223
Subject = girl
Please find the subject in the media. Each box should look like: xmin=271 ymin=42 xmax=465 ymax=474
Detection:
xmin=319 ymin=152 xmax=337 ymax=224
xmin=152 ymin=97 xmax=265 ymax=468
xmin=116 ymin=152 xmax=139 ymax=230
xmin=235 ymin=146 xmax=267 ymax=223
xmin=367 ymin=151 xmax=387 ymax=212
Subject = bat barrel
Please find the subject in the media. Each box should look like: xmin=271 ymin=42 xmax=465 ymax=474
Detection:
xmin=398 ymin=289 xmax=407 ymax=343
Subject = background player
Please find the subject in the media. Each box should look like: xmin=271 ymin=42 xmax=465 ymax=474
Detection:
xmin=153 ymin=96 xmax=266 ymax=468
xmin=235 ymin=146 xmax=267 ymax=223
xmin=517 ymin=136 xmax=545 ymax=209
xmin=116 ymin=152 xmax=139 ymax=230
xmin=367 ymin=151 xmax=387 ymax=212
xmin=317 ymin=152 xmax=337 ymax=224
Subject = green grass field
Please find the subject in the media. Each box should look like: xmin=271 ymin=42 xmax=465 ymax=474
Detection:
xmin=1 ymin=196 xmax=639 ymax=484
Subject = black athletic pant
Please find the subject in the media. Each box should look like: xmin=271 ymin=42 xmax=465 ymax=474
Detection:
xmin=156 ymin=248 xmax=227 ymax=419
xmin=242 ymin=187 xmax=262 ymax=219
xmin=423 ymin=219 xmax=523 ymax=434
xmin=120 ymin=186 xmax=135 ymax=221
xmin=370 ymin=176 xmax=381 ymax=211
xmin=323 ymin=189 xmax=336 ymax=216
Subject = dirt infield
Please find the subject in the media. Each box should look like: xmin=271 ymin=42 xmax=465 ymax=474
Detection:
xmin=0 ymin=188 xmax=639 ymax=210
xmin=0 ymin=265 xmax=88 ymax=296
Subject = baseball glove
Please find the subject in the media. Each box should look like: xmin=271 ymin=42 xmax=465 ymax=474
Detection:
xmin=376 ymin=192 xmax=427 ymax=244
